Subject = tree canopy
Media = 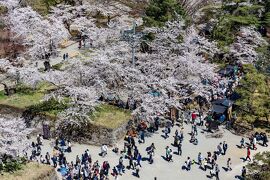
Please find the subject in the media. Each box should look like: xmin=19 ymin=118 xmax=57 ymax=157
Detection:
xmin=143 ymin=0 xmax=186 ymax=27
xmin=235 ymin=64 xmax=270 ymax=124
xmin=246 ymin=151 xmax=270 ymax=180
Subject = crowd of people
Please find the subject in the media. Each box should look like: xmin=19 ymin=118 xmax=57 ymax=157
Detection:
xmin=21 ymin=62 xmax=270 ymax=180
xmin=23 ymin=110 xmax=269 ymax=180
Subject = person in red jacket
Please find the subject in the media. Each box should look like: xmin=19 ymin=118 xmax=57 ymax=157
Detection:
xmin=191 ymin=111 xmax=197 ymax=123
xmin=245 ymin=147 xmax=251 ymax=162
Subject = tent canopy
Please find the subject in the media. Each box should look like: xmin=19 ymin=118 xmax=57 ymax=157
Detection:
xmin=212 ymin=98 xmax=233 ymax=107
xmin=212 ymin=104 xmax=227 ymax=114
xmin=218 ymin=65 xmax=234 ymax=76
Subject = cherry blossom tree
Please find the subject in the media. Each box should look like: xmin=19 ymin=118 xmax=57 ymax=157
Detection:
xmin=0 ymin=1 xmax=230 ymax=141
xmin=229 ymin=27 xmax=267 ymax=64
xmin=0 ymin=116 xmax=32 ymax=157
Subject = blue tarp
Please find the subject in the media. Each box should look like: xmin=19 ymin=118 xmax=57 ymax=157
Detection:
xmin=60 ymin=166 xmax=68 ymax=176
xmin=149 ymin=91 xmax=161 ymax=97
xmin=218 ymin=114 xmax=226 ymax=123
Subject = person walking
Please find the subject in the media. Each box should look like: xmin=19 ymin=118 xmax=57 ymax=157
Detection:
xmin=52 ymin=155 xmax=57 ymax=168
xmin=164 ymin=127 xmax=169 ymax=139
xmin=135 ymin=162 xmax=140 ymax=178
xmin=262 ymin=133 xmax=268 ymax=147
xmin=150 ymin=143 xmax=156 ymax=155
xmin=203 ymin=158 xmax=208 ymax=171
xmin=128 ymin=155 xmax=134 ymax=170
xmin=245 ymin=147 xmax=251 ymax=162
xmin=241 ymin=166 xmax=246 ymax=179
xmin=45 ymin=152 xmax=50 ymax=165
xmin=187 ymin=157 xmax=191 ymax=171
xmin=165 ymin=146 xmax=170 ymax=160
xmin=154 ymin=117 xmax=159 ymax=131
xmin=198 ymin=152 xmax=203 ymax=167
xmin=253 ymin=136 xmax=257 ymax=150
xmin=227 ymin=158 xmax=232 ymax=171
xmin=148 ymin=150 xmax=154 ymax=164
xmin=194 ymin=125 xmax=198 ymax=136
xmin=175 ymin=129 xmax=179 ymax=137
xmin=112 ymin=166 xmax=119 ymax=179
xmin=223 ymin=141 xmax=228 ymax=155
xmin=63 ymin=53 xmax=66 ymax=61
xmin=191 ymin=111 xmax=197 ymax=123
xmin=140 ymin=131 xmax=145 ymax=143
xmin=67 ymin=140 xmax=72 ymax=152
xmin=211 ymin=158 xmax=216 ymax=170
xmin=177 ymin=142 xmax=182 ymax=156
xmin=118 ymin=156 xmax=124 ymax=175
xmin=137 ymin=153 xmax=142 ymax=167
xmin=217 ymin=143 xmax=222 ymax=156
xmin=240 ymin=137 xmax=245 ymax=148
xmin=167 ymin=149 xmax=173 ymax=162
xmin=215 ymin=164 xmax=220 ymax=180
xmin=101 ymin=144 xmax=108 ymax=157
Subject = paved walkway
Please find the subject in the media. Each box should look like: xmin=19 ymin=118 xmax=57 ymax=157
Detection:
xmin=29 ymin=41 xmax=89 ymax=69
xmin=34 ymin=122 xmax=268 ymax=180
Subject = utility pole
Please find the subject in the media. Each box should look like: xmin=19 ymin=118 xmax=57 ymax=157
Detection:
xmin=132 ymin=21 xmax=136 ymax=66
xmin=121 ymin=21 xmax=144 ymax=67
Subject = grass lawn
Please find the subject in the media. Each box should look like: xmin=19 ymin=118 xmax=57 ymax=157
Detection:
xmin=0 ymin=91 xmax=44 ymax=109
xmin=90 ymin=104 xmax=132 ymax=129
xmin=24 ymin=0 xmax=49 ymax=15
xmin=1 ymin=162 xmax=55 ymax=180
xmin=0 ymin=82 xmax=56 ymax=110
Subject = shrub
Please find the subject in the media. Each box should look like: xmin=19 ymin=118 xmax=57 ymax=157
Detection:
xmin=15 ymin=84 xmax=35 ymax=95
xmin=28 ymin=98 xmax=68 ymax=115
xmin=0 ymin=5 xmax=8 ymax=15
xmin=0 ymin=155 xmax=27 ymax=173
xmin=176 ymin=34 xmax=184 ymax=43
xmin=25 ymin=0 xmax=64 ymax=15
xmin=51 ymin=63 xmax=63 ymax=71
xmin=143 ymin=32 xmax=156 ymax=41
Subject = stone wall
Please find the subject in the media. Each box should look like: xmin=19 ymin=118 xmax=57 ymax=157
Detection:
xmin=0 ymin=105 xmax=131 ymax=146
xmin=83 ymin=120 xmax=131 ymax=146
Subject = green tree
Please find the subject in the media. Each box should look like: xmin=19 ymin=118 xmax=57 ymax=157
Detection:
xmin=235 ymin=65 xmax=270 ymax=124
xmin=143 ymin=0 xmax=186 ymax=27
xmin=246 ymin=151 xmax=270 ymax=180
